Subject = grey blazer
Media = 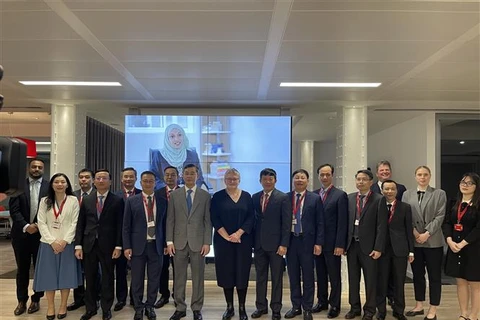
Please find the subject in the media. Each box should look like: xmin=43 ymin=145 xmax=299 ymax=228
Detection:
xmin=402 ymin=186 xmax=446 ymax=248
xmin=166 ymin=186 xmax=212 ymax=252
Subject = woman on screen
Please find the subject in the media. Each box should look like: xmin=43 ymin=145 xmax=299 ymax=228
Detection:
xmin=150 ymin=123 xmax=205 ymax=190
xmin=211 ymin=169 xmax=254 ymax=320
xmin=442 ymin=172 xmax=480 ymax=320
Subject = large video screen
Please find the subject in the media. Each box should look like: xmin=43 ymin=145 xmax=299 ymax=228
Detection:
xmin=125 ymin=115 xmax=292 ymax=195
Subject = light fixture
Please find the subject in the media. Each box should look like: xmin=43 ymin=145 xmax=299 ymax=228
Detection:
xmin=279 ymin=82 xmax=381 ymax=88
xmin=459 ymin=141 xmax=465 ymax=145
xmin=19 ymin=81 xmax=122 ymax=86
xmin=36 ymin=142 xmax=51 ymax=145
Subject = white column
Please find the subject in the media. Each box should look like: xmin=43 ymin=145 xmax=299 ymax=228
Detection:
xmin=50 ymin=105 xmax=87 ymax=186
xmin=299 ymin=140 xmax=314 ymax=190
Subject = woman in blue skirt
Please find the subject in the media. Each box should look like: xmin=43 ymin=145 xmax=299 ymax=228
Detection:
xmin=33 ymin=173 xmax=82 ymax=319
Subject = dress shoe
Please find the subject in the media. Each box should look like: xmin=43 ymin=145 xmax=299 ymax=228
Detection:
xmin=154 ymin=296 xmax=169 ymax=309
xmin=239 ymin=304 xmax=248 ymax=320
xmin=272 ymin=312 xmax=281 ymax=320
xmin=312 ymin=303 xmax=329 ymax=313
xmin=392 ymin=312 xmax=407 ymax=320
xmin=193 ymin=311 xmax=203 ymax=320
xmin=134 ymin=310 xmax=143 ymax=320
xmin=303 ymin=310 xmax=313 ymax=320
xmin=222 ymin=303 xmax=235 ymax=320
xmin=423 ymin=316 xmax=436 ymax=320
xmin=145 ymin=307 xmax=156 ymax=320
xmin=67 ymin=301 xmax=85 ymax=311
xmin=285 ymin=308 xmax=302 ymax=319
xmin=14 ymin=302 xmax=27 ymax=316
xmin=102 ymin=310 xmax=112 ymax=320
xmin=28 ymin=301 xmax=41 ymax=314
xmin=345 ymin=310 xmax=361 ymax=319
xmin=80 ymin=311 xmax=98 ymax=320
xmin=46 ymin=315 xmax=55 ymax=320
xmin=57 ymin=312 xmax=67 ymax=319
xmin=362 ymin=316 xmax=373 ymax=320
xmin=114 ymin=301 xmax=126 ymax=311
xmin=328 ymin=307 xmax=340 ymax=319
xmin=405 ymin=310 xmax=424 ymax=317
xmin=252 ymin=310 xmax=268 ymax=318
xmin=376 ymin=314 xmax=385 ymax=320
xmin=169 ymin=310 xmax=187 ymax=320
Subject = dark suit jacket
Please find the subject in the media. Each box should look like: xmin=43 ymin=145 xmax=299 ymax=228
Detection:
xmin=123 ymin=193 xmax=167 ymax=256
xmin=371 ymin=182 xmax=406 ymax=202
xmin=287 ymin=190 xmax=325 ymax=250
xmin=114 ymin=188 xmax=142 ymax=201
xmin=75 ymin=191 xmax=124 ymax=254
xmin=253 ymin=188 xmax=292 ymax=252
xmin=379 ymin=198 xmax=414 ymax=257
xmin=346 ymin=192 xmax=386 ymax=255
xmin=313 ymin=186 xmax=348 ymax=251
xmin=9 ymin=178 xmax=49 ymax=239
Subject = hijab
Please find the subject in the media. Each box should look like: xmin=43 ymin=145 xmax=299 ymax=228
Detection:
xmin=160 ymin=124 xmax=190 ymax=173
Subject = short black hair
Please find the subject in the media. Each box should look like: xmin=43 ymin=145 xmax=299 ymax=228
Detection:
xmin=164 ymin=166 xmax=179 ymax=174
xmin=29 ymin=158 xmax=45 ymax=165
xmin=260 ymin=168 xmax=277 ymax=179
xmin=381 ymin=179 xmax=397 ymax=189
xmin=317 ymin=164 xmax=334 ymax=175
xmin=95 ymin=169 xmax=112 ymax=180
xmin=78 ymin=168 xmax=94 ymax=177
xmin=355 ymin=169 xmax=373 ymax=180
xmin=292 ymin=169 xmax=309 ymax=179
xmin=121 ymin=167 xmax=137 ymax=177
xmin=140 ymin=170 xmax=156 ymax=179
xmin=183 ymin=164 xmax=198 ymax=173
xmin=376 ymin=160 xmax=392 ymax=172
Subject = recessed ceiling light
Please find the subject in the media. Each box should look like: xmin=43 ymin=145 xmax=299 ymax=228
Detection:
xmin=19 ymin=81 xmax=122 ymax=86
xmin=279 ymin=82 xmax=381 ymax=88
xmin=459 ymin=141 xmax=465 ymax=145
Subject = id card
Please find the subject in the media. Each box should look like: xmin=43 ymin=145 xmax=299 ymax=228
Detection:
xmin=355 ymin=219 xmax=360 ymax=226
xmin=454 ymin=223 xmax=463 ymax=232
xmin=147 ymin=220 xmax=155 ymax=228
xmin=292 ymin=219 xmax=297 ymax=225
xmin=52 ymin=220 xmax=61 ymax=229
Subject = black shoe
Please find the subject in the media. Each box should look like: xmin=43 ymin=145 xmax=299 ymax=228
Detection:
xmin=362 ymin=315 xmax=373 ymax=320
xmin=251 ymin=310 xmax=268 ymax=318
xmin=134 ymin=310 xmax=143 ymax=320
xmin=285 ymin=309 xmax=302 ymax=319
xmin=67 ymin=301 xmax=85 ymax=311
xmin=376 ymin=314 xmax=386 ymax=320
xmin=47 ymin=315 xmax=55 ymax=320
xmin=193 ymin=311 xmax=203 ymax=320
xmin=80 ymin=311 xmax=98 ymax=320
xmin=14 ymin=302 xmax=27 ymax=316
xmin=145 ymin=307 xmax=156 ymax=320
xmin=154 ymin=296 xmax=169 ymax=309
xmin=405 ymin=310 xmax=424 ymax=317
xmin=328 ymin=307 xmax=340 ymax=319
xmin=388 ymin=298 xmax=394 ymax=307
xmin=312 ymin=303 xmax=329 ymax=313
xmin=239 ymin=304 xmax=248 ymax=320
xmin=28 ymin=302 xmax=40 ymax=314
xmin=423 ymin=316 xmax=436 ymax=320
xmin=222 ymin=304 xmax=235 ymax=320
xmin=169 ymin=311 xmax=187 ymax=320
xmin=272 ymin=312 xmax=281 ymax=320
xmin=303 ymin=311 xmax=313 ymax=320
xmin=57 ymin=312 xmax=67 ymax=319
xmin=345 ymin=310 xmax=361 ymax=319
xmin=102 ymin=310 xmax=112 ymax=320
xmin=114 ymin=302 xmax=126 ymax=312
xmin=393 ymin=314 xmax=407 ymax=320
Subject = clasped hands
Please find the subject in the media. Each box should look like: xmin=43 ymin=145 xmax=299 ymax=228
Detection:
xmin=447 ymin=238 xmax=467 ymax=253
xmin=414 ymin=229 xmax=430 ymax=244
xmin=51 ymin=239 xmax=67 ymax=254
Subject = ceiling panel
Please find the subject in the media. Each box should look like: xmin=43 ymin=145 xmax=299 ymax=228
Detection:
xmin=75 ymin=11 xmax=272 ymax=41
xmin=24 ymin=89 xmax=145 ymax=101
xmin=3 ymin=61 xmax=120 ymax=78
xmin=414 ymin=62 xmax=480 ymax=79
xmin=137 ymin=78 xmax=259 ymax=91
xmin=0 ymin=1 xmax=51 ymax=11
xmin=267 ymin=89 xmax=373 ymax=101
xmin=103 ymin=41 xmax=266 ymax=62
xmin=150 ymin=90 xmax=258 ymax=100
xmin=439 ymin=36 xmax=480 ymax=63
xmin=385 ymin=90 xmax=480 ymax=102
xmin=395 ymin=76 xmax=480 ymax=92
xmin=292 ymin=1 xmax=480 ymax=12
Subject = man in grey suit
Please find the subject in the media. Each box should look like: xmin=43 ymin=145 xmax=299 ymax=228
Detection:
xmin=166 ymin=164 xmax=212 ymax=320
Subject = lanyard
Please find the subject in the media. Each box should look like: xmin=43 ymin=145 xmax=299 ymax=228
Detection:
xmin=292 ymin=192 xmax=306 ymax=216
xmin=356 ymin=191 xmax=372 ymax=217
xmin=457 ymin=201 xmax=471 ymax=223
xmin=319 ymin=185 xmax=333 ymax=202
xmin=53 ymin=197 xmax=67 ymax=219
xmin=387 ymin=200 xmax=397 ymax=224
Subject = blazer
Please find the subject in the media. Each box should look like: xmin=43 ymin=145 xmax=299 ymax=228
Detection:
xmin=313 ymin=186 xmax=348 ymax=251
xmin=379 ymin=198 xmax=414 ymax=257
xmin=286 ymin=190 xmax=325 ymax=250
xmin=114 ymin=188 xmax=142 ymax=201
xmin=37 ymin=195 xmax=79 ymax=245
xmin=371 ymin=182 xmax=407 ymax=202
xmin=346 ymin=192 xmax=386 ymax=255
xmin=123 ymin=193 xmax=167 ymax=256
xmin=166 ymin=186 xmax=212 ymax=252
xmin=75 ymin=191 xmax=124 ymax=254
xmin=9 ymin=178 xmax=49 ymax=239
xmin=252 ymin=188 xmax=291 ymax=252
xmin=402 ymin=186 xmax=446 ymax=248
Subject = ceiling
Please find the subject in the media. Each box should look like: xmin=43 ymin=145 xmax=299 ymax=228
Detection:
xmin=0 ymin=0 xmax=479 ymax=140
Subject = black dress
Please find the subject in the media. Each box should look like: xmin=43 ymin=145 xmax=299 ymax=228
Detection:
xmin=442 ymin=203 xmax=480 ymax=281
xmin=211 ymin=189 xmax=255 ymax=289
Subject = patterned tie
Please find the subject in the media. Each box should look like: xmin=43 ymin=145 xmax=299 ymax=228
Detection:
xmin=147 ymin=196 xmax=155 ymax=238
xmin=359 ymin=195 xmax=366 ymax=212
xmin=186 ymin=189 xmax=193 ymax=214
xmin=417 ymin=191 xmax=425 ymax=205
xmin=294 ymin=193 xmax=302 ymax=235
xmin=29 ymin=180 xmax=39 ymax=223
xmin=82 ymin=192 xmax=88 ymax=198
xmin=127 ymin=190 xmax=133 ymax=197
xmin=97 ymin=195 xmax=104 ymax=219
xmin=262 ymin=193 xmax=269 ymax=213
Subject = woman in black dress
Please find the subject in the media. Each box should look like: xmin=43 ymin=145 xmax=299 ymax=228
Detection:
xmin=442 ymin=172 xmax=480 ymax=320
xmin=211 ymin=168 xmax=255 ymax=320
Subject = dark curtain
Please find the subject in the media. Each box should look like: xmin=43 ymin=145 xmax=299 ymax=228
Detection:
xmin=86 ymin=116 xmax=124 ymax=191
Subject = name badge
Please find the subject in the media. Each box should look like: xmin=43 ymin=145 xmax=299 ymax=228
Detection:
xmin=147 ymin=221 xmax=155 ymax=228
xmin=355 ymin=219 xmax=360 ymax=226
xmin=52 ymin=220 xmax=61 ymax=229
xmin=292 ymin=219 xmax=297 ymax=225
xmin=454 ymin=223 xmax=463 ymax=232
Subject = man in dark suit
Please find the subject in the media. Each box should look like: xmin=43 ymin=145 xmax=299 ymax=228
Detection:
xmin=370 ymin=160 xmax=407 ymax=308
xmin=9 ymin=158 xmax=48 ymax=316
xmin=251 ymin=168 xmax=291 ymax=320
xmin=113 ymin=167 xmax=142 ymax=311
xmin=312 ymin=164 xmax=348 ymax=319
xmin=75 ymin=169 xmax=124 ymax=320
xmin=155 ymin=166 xmax=179 ymax=309
xmin=124 ymin=171 xmax=167 ymax=320
xmin=345 ymin=170 xmax=386 ymax=320
xmin=68 ymin=168 xmax=97 ymax=311
xmin=284 ymin=169 xmax=324 ymax=320
xmin=166 ymin=164 xmax=212 ymax=320
xmin=376 ymin=180 xmax=414 ymax=320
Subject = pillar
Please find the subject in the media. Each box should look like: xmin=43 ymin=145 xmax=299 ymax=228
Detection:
xmin=299 ymin=140 xmax=314 ymax=190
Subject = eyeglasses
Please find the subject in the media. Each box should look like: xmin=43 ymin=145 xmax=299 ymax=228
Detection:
xmin=460 ymin=181 xmax=476 ymax=187
xmin=95 ymin=177 xmax=109 ymax=181
xmin=225 ymin=178 xmax=239 ymax=182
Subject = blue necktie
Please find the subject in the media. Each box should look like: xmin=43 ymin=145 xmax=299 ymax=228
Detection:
xmin=186 ymin=189 xmax=193 ymax=214
xmin=294 ymin=193 xmax=302 ymax=235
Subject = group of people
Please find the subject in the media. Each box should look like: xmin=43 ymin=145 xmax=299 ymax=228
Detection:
xmin=8 ymin=158 xmax=480 ymax=320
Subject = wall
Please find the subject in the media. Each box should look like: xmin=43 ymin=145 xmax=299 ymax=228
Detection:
xmin=313 ymin=140 xmax=336 ymax=190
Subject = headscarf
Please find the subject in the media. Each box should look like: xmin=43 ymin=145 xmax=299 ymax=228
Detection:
xmin=160 ymin=124 xmax=190 ymax=173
